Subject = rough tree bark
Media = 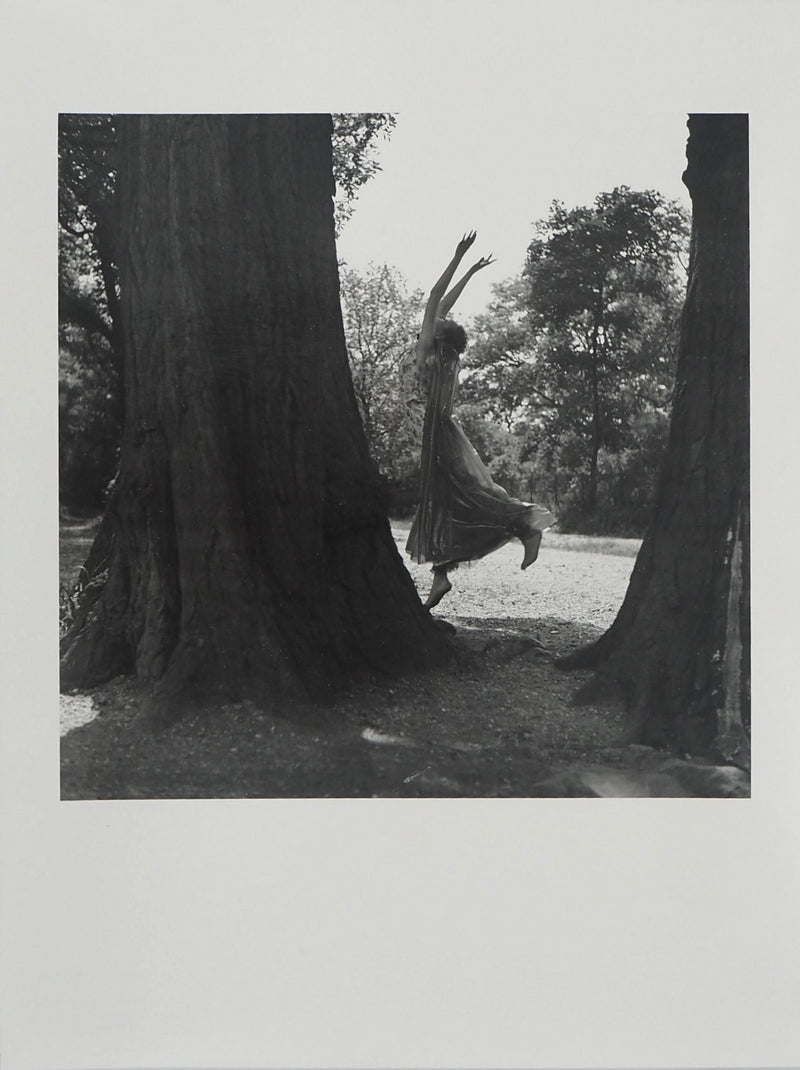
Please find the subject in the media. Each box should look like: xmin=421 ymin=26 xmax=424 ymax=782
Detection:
xmin=558 ymin=114 xmax=750 ymax=765
xmin=60 ymin=114 xmax=448 ymax=708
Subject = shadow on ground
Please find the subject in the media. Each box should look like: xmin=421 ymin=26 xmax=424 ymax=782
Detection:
xmin=60 ymin=615 xmax=749 ymax=799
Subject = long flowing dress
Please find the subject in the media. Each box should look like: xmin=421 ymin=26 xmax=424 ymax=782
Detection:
xmin=406 ymin=336 xmax=556 ymax=567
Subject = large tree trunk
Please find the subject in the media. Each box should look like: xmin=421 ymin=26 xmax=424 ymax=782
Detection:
xmin=60 ymin=114 xmax=448 ymax=709
xmin=558 ymin=115 xmax=750 ymax=765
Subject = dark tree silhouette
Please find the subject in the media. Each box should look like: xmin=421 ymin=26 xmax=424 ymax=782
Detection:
xmin=60 ymin=114 xmax=448 ymax=709
xmin=559 ymin=114 xmax=750 ymax=765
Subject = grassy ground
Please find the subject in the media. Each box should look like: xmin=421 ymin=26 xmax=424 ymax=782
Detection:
xmin=391 ymin=517 xmax=642 ymax=558
xmin=541 ymin=531 xmax=641 ymax=557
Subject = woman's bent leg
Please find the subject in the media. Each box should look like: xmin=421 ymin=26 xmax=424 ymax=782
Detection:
xmin=520 ymin=527 xmax=542 ymax=569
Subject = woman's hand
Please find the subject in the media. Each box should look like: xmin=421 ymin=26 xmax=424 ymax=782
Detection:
xmin=433 ymin=236 xmax=494 ymax=320
xmin=471 ymin=254 xmax=496 ymax=272
xmin=455 ymin=231 xmax=477 ymax=258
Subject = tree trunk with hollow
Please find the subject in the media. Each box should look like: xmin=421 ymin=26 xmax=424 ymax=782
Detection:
xmin=559 ymin=114 xmax=750 ymax=765
xmin=60 ymin=114 xmax=448 ymax=710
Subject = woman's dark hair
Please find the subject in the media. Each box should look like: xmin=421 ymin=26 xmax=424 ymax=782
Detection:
xmin=435 ymin=318 xmax=468 ymax=354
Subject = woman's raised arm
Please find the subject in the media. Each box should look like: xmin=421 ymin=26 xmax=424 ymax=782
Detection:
xmin=437 ymin=254 xmax=495 ymax=318
xmin=416 ymin=232 xmax=477 ymax=354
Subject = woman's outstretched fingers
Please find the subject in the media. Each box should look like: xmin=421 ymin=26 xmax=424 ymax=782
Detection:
xmin=456 ymin=231 xmax=477 ymax=256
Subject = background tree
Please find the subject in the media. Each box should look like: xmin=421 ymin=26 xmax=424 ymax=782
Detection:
xmin=58 ymin=113 xmax=396 ymax=509
xmin=58 ymin=115 xmax=120 ymax=358
xmin=59 ymin=323 xmax=120 ymax=510
xmin=331 ymin=113 xmax=396 ymax=233
xmin=460 ymin=277 xmax=540 ymax=430
xmin=60 ymin=114 xmax=448 ymax=706
xmin=559 ymin=114 xmax=750 ymax=765
xmin=458 ymin=276 xmax=554 ymax=503
xmin=525 ymin=187 xmax=688 ymax=525
xmin=339 ymin=262 xmax=424 ymax=511
xmin=59 ymin=116 xmax=123 ymax=508
xmin=462 ymin=190 xmax=688 ymax=532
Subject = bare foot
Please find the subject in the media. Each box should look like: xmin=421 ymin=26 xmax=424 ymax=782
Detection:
xmin=424 ymin=571 xmax=452 ymax=609
xmin=520 ymin=529 xmax=542 ymax=570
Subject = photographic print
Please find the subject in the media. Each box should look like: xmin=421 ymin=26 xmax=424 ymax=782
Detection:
xmin=58 ymin=110 xmax=750 ymax=799
xmin=5 ymin=4 xmax=800 ymax=1069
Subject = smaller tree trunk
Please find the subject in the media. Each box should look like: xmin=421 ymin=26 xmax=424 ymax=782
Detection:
xmin=558 ymin=115 xmax=750 ymax=766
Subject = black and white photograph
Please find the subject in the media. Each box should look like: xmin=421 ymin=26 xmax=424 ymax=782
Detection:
xmin=58 ymin=107 xmax=749 ymax=800
xmin=3 ymin=1 xmax=800 ymax=1067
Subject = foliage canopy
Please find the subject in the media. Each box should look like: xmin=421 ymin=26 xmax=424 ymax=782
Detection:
xmin=463 ymin=187 xmax=689 ymax=532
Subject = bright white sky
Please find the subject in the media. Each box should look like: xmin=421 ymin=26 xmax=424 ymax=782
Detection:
xmin=336 ymin=110 xmax=692 ymax=322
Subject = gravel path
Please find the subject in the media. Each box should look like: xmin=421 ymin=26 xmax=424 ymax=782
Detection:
xmin=401 ymin=531 xmax=637 ymax=633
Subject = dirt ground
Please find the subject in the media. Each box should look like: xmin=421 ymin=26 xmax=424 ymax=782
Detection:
xmin=61 ymin=520 xmax=669 ymax=798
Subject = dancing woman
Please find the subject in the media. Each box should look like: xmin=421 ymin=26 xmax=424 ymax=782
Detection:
xmin=407 ymin=232 xmax=556 ymax=609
